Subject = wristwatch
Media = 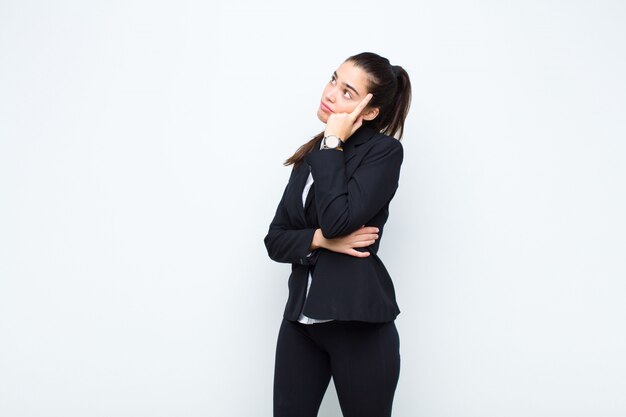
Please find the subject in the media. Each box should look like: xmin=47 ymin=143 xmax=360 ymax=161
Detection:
xmin=322 ymin=135 xmax=344 ymax=150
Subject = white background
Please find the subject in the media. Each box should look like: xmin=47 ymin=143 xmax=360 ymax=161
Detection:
xmin=1 ymin=1 xmax=625 ymax=416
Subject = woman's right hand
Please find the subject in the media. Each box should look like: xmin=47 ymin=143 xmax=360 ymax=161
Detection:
xmin=310 ymin=226 xmax=379 ymax=258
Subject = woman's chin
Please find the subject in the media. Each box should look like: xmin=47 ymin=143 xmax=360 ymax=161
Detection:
xmin=316 ymin=109 xmax=329 ymax=124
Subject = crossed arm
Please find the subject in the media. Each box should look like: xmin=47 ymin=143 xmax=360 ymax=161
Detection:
xmin=264 ymin=138 xmax=402 ymax=265
xmin=310 ymin=226 xmax=379 ymax=258
xmin=263 ymin=191 xmax=379 ymax=264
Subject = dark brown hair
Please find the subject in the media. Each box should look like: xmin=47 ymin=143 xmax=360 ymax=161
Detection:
xmin=284 ymin=52 xmax=412 ymax=167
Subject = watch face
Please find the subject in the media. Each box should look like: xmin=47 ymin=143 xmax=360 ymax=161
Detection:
xmin=325 ymin=136 xmax=340 ymax=148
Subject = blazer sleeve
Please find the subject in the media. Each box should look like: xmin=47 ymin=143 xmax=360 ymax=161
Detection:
xmin=305 ymin=137 xmax=403 ymax=239
xmin=264 ymin=180 xmax=318 ymax=265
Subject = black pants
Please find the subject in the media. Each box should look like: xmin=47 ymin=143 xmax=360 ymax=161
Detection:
xmin=273 ymin=319 xmax=400 ymax=417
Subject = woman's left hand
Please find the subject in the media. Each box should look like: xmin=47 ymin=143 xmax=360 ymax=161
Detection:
xmin=324 ymin=93 xmax=373 ymax=142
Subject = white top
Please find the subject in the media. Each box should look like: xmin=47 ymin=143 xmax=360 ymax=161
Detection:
xmin=297 ymin=158 xmax=334 ymax=325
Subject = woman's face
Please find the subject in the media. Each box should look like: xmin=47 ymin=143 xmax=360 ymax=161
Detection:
xmin=317 ymin=60 xmax=372 ymax=123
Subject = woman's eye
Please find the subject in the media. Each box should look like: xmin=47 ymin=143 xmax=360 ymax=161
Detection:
xmin=343 ymin=90 xmax=352 ymax=99
xmin=330 ymin=77 xmax=336 ymax=85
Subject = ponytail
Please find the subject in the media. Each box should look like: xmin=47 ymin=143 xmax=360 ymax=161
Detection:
xmin=383 ymin=65 xmax=412 ymax=140
xmin=348 ymin=53 xmax=411 ymax=140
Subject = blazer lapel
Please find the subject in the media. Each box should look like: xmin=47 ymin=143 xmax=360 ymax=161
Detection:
xmin=284 ymin=163 xmax=310 ymax=227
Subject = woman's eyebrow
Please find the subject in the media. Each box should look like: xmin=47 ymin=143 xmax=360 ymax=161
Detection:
xmin=333 ymin=71 xmax=361 ymax=97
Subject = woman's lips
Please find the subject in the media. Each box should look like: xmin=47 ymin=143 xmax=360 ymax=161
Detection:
xmin=320 ymin=102 xmax=333 ymax=113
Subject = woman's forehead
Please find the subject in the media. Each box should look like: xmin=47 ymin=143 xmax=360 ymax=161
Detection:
xmin=335 ymin=61 xmax=370 ymax=91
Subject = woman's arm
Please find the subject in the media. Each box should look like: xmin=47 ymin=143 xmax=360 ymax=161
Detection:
xmin=307 ymin=94 xmax=403 ymax=239
xmin=310 ymin=226 xmax=379 ymax=258
xmin=264 ymin=190 xmax=318 ymax=265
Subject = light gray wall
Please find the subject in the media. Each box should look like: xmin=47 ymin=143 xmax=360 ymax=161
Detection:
xmin=1 ymin=1 xmax=625 ymax=416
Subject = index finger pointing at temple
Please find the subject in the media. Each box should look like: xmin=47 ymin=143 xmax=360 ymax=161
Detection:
xmin=350 ymin=93 xmax=373 ymax=119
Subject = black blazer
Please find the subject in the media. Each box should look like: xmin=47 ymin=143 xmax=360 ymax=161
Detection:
xmin=264 ymin=125 xmax=403 ymax=322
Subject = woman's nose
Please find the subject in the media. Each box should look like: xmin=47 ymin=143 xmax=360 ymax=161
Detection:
xmin=324 ymin=85 xmax=338 ymax=103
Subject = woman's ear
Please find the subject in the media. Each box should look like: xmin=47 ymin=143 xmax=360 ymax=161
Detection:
xmin=362 ymin=107 xmax=380 ymax=121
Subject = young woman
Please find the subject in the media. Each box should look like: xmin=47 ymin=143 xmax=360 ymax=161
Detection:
xmin=264 ymin=52 xmax=412 ymax=417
